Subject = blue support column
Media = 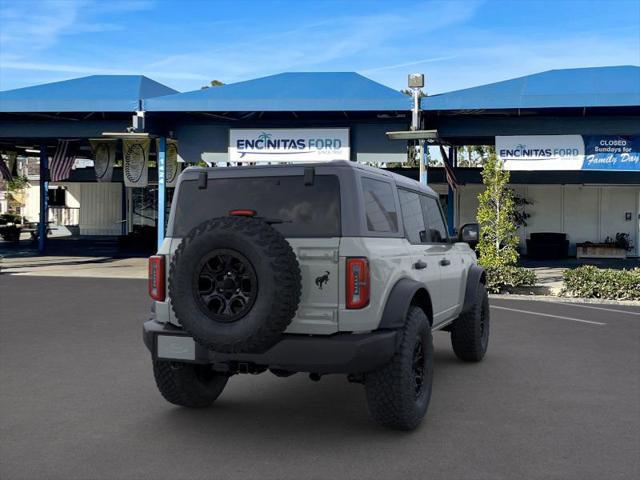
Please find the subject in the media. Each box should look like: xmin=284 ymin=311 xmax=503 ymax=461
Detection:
xmin=157 ymin=137 xmax=166 ymax=249
xmin=447 ymin=146 xmax=456 ymax=236
xmin=38 ymin=145 xmax=48 ymax=254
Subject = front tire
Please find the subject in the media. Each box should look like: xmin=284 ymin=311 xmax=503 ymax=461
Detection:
xmin=364 ymin=306 xmax=433 ymax=431
xmin=450 ymin=283 xmax=490 ymax=362
xmin=153 ymin=361 xmax=228 ymax=408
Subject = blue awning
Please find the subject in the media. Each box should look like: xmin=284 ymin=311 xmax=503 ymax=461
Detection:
xmin=145 ymin=72 xmax=411 ymax=112
xmin=0 ymin=75 xmax=178 ymax=113
xmin=422 ymin=66 xmax=640 ymax=111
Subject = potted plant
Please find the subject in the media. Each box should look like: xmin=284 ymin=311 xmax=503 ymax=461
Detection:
xmin=576 ymin=233 xmax=633 ymax=259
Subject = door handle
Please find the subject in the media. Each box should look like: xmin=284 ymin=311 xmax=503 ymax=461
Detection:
xmin=413 ymin=260 xmax=427 ymax=270
xmin=439 ymin=258 xmax=451 ymax=266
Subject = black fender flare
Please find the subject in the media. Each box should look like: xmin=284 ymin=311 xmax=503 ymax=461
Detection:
xmin=461 ymin=264 xmax=486 ymax=315
xmin=378 ymin=278 xmax=431 ymax=330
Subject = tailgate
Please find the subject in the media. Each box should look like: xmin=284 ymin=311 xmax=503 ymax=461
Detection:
xmin=285 ymin=237 xmax=340 ymax=334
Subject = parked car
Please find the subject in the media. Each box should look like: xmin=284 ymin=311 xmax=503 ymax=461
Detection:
xmin=143 ymin=161 xmax=489 ymax=430
xmin=0 ymin=213 xmax=23 ymax=242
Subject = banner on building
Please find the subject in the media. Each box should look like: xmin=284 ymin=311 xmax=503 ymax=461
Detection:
xmin=497 ymin=135 xmax=640 ymax=171
xmin=582 ymin=136 xmax=640 ymax=171
xmin=229 ymin=128 xmax=350 ymax=163
xmin=496 ymin=135 xmax=585 ymax=170
xmin=90 ymin=139 xmax=116 ymax=182
xmin=156 ymin=138 xmax=181 ymax=187
xmin=123 ymin=138 xmax=150 ymax=187
xmin=0 ymin=151 xmax=17 ymax=180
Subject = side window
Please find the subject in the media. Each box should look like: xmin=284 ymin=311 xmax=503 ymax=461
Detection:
xmin=420 ymin=195 xmax=449 ymax=243
xmin=361 ymin=177 xmax=398 ymax=233
xmin=398 ymin=189 xmax=427 ymax=244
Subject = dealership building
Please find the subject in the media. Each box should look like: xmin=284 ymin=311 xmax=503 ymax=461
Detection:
xmin=0 ymin=65 xmax=638 ymax=257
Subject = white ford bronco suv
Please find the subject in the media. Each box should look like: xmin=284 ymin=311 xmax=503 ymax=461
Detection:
xmin=143 ymin=161 xmax=489 ymax=430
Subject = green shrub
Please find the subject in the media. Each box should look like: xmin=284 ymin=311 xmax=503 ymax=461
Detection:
xmin=484 ymin=265 xmax=537 ymax=294
xmin=561 ymin=266 xmax=640 ymax=300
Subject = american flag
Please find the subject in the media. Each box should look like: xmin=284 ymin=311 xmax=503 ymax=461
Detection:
xmin=0 ymin=157 xmax=12 ymax=181
xmin=439 ymin=145 xmax=458 ymax=190
xmin=49 ymin=140 xmax=78 ymax=182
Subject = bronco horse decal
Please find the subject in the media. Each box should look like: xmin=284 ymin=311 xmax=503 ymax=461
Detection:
xmin=315 ymin=271 xmax=330 ymax=290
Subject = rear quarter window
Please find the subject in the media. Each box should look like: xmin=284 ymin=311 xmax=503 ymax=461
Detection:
xmin=361 ymin=177 xmax=398 ymax=233
xmin=171 ymin=175 xmax=341 ymax=238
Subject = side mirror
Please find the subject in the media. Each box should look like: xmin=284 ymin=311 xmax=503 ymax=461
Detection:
xmin=458 ymin=223 xmax=479 ymax=245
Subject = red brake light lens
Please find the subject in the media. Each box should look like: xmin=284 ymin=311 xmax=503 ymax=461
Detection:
xmin=229 ymin=209 xmax=256 ymax=217
xmin=148 ymin=255 xmax=165 ymax=301
xmin=346 ymin=257 xmax=369 ymax=309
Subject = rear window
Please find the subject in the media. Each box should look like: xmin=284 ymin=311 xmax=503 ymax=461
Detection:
xmin=171 ymin=175 xmax=341 ymax=237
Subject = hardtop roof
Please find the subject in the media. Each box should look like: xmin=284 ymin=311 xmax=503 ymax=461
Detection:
xmin=182 ymin=161 xmax=437 ymax=196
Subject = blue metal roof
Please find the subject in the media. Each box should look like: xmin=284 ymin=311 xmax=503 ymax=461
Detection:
xmin=0 ymin=75 xmax=178 ymax=113
xmin=145 ymin=72 xmax=411 ymax=112
xmin=422 ymin=66 xmax=640 ymax=111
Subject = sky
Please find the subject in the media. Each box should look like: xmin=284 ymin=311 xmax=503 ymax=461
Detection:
xmin=0 ymin=0 xmax=639 ymax=94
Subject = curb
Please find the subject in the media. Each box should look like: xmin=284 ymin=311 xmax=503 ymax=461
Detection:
xmin=489 ymin=293 xmax=640 ymax=307
xmin=502 ymin=285 xmax=558 ymax=296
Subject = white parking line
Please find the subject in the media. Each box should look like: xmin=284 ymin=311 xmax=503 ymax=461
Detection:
xmin=491 ymin=305 xmax=606 ymax=326
xmin=533 ymin=301 xmax=640 ymax=316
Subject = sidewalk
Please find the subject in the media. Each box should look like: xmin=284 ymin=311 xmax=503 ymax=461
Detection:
xmin=0 ymin=256 xmax=147 ymax=279
xmin=527 ymin=266 xmax=564 ymax=295
xmin=516 ymin=257 xmax=640 ymax=296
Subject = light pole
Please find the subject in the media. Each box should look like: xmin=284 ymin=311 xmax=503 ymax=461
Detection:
xmin=408 ymin=73 xmax=426 ymax=185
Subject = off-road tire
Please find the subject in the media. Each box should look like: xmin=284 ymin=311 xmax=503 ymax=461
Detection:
xmin=364 ymin=306 xmax=433 ymax=431
xmin=169 ymin=216 xmax=301 ymax=354
xmin=450 ymin=283 xmax=490 ymax=362
xmin=153 ymin=360 xmax=228 ymax=408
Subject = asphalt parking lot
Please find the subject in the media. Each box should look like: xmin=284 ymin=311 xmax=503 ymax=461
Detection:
xmin=1 ymin=275 xmax=638 ymax=480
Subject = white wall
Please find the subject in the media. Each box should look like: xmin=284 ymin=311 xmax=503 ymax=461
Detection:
xmin=21 ymin=181 xmax=122 ymax=234
xmin=600 ymin=187 xmax=639 ymax=251
xmin=451 ymin=183 xmax=639 ymax=257
xmin=562 ymin=186 xmax=599 ymax=249
xmin=78 ymin=183 xmax=122 ymax=235
xmin=23 ymin=182 xmax=40 ymax=222
xmin=63 ymin=183 xmax=81 ymax=208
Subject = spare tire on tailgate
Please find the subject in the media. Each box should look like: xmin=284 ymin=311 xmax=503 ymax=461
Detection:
xmin=169 ymin=216 xmax=301 ymax=353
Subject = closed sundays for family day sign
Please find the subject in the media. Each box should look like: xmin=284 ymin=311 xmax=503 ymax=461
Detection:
xmin=497 ymin=135 xmax=640 ymax=171
xmin=229 ymin=128 xmax=350 ymax=162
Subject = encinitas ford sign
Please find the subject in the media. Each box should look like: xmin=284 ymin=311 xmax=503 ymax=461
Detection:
xmin=497 ymin=135 xmax=640 ymax=171
xmin=497 ymin=135 xmax=585 ymax=170
xmin=229 ymin=128 xmax=350 ymax=162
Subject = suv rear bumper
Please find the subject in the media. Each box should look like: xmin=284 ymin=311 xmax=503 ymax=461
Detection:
xmin=143 ymin=319 xmax=397 ymax=374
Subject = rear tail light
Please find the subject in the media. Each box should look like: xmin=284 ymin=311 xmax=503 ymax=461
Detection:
xmin=346 ymin=257 xmax=369 ymax=309
xmin=148 ymin=255 xmax=165 ymax=301
xmin=229 ymin=209 xmax=256 ymax=217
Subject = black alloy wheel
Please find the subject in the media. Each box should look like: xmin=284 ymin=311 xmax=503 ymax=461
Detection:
xmin=194 ymin=249 xmax=257 ymax=323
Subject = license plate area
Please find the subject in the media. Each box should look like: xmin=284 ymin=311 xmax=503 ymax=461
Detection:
xmin=156 ymin=335 xmax=196 ymax=361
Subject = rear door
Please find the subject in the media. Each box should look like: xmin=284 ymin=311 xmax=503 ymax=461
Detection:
xmin=397 ymin=188 xmax=445 ymax=322
xmin=420 ymin=194 xmax=464 ymax=320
